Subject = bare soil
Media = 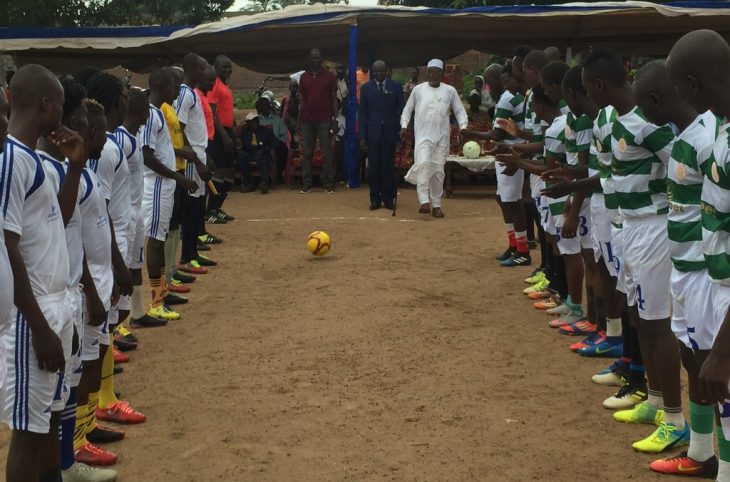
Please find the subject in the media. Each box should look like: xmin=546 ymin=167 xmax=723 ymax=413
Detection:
xmin=0 ymin=186 xmax=676 ymax=481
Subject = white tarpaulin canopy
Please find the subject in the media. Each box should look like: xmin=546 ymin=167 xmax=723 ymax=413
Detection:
xmin=1 ymin=1 xmax=730 ymax=73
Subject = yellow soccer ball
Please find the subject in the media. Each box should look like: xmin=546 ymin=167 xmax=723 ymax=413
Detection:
xmin=307 ymin=231 xmax=331 ymax=256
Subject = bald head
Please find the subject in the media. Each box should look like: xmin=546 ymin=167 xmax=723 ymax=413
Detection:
xmin=667 ymin=29 xmax=730 ymax=115
xmin=9 ymin=64 xmax=64 ymax=136
xmin=10 ymin=64 xmax=62 ymax=111
xmin=372 ymin=60 xmax=387 ymax=83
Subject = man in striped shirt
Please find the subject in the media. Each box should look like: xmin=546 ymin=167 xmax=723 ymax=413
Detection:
xmin=636 ymin=59 xmax=720 ymax=476
xmin=668 ymin=29 xmax=730 ymax=481
xmin=583 ymin=48 xmax=683 ymax=453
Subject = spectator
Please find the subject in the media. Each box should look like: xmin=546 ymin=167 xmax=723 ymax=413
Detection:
xmin=405 ymin=67 xmax=420 ymax=99
xmin=356 ymin=65 xmax=369 ymax=102
xmin=256 ymin=96 xmax=288 ymax=183
xmin=473 ymin=75 xmax=494 ymax=112
xmin=359 ymin=60 xmax=405 ymax=211
xmin=281 ymin=79 xmax=300 ymax=148
xmin=336 ymin=64 xmax=348 ymax=106
xmin=298 ymin=47 xmax=338 ymax=194
xmin=240 ymin=113 xmax=276 ymax=194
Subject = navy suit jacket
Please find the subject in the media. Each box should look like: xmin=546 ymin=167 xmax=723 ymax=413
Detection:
xmin=358 ymin=79 xmax=405 ymax=145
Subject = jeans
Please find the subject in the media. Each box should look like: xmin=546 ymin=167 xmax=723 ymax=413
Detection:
xmin=301 ymin=121 xmax=334 ymax=190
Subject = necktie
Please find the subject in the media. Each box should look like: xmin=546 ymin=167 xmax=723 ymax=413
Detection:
xmin=378 ymin=82 xmax=384 ymax=94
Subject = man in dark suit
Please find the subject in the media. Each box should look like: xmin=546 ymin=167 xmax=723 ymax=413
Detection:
xmin=359 ymin=60 xmax=405 ymax=210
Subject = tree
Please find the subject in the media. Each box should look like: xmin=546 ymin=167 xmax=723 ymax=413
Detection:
xmin=5 ymin=0 xmax=235 ymax=27
xmin=241 ymin=0 xmax=347 ymax=12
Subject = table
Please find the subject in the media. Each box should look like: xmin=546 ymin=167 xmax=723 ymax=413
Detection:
xmin=444 ymin=155 xmax=497 ymax=198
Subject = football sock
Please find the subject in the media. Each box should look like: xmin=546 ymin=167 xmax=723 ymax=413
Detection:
xmin=86 ymin=391 xmax=99 ymax=434
xmin=647 ymin=389 xmax=663 ymax=410
xmin=73 ymin=403 xmax=88 ymax=450
xmin=99 ymin=336 xmax=119 ymax=409
xmin=60 ymin=390 xmax=77 ymax=470
xmin=717 ymin=425 xmax=730 ymax=481
xmin=131 ymin=284 xmax=144 ymax=320
xmin=606 ymin=317 xmax=622 ymax=338
xmin=515 ymin=230 xmax=529 ymax=254
xmin=150 ymin=276 xmax=163 ymax=308
xmin=164 ymin=229 xmax=179 ymax=283
xmin=687 ymin=402 xmax=715 ymax=462
xmin=664 ymin=405 xmax=685 ymax=428
xmin=506 ymin=223 xmax=516 ymax=249
xmin=160 ymin=266 xmax=168 ymax=299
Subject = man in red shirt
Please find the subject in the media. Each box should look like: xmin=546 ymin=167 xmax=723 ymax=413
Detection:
xmin=297 ymin=48 xmax=338 ymax=194
xmin=206 ymin=55 xmax=239 ymax=223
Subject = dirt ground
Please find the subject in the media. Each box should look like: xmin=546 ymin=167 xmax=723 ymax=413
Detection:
xmin=0 ymin=185 xmax=681 ymax=481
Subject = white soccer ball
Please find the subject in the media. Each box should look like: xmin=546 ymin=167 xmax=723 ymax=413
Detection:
xmin=463 ymin=141 xmax=481 ymax=159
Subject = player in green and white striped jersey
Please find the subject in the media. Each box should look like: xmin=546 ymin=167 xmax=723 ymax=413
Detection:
xmin=666 ymin=29 xmax=730 ymax=481
xmin=466 ymin=63 xmax=531 ymax=267
xmin=539 ymin=61 xmax=591 ymax=327
xmin=636 ymin=58 xmax=722 ymax=477
xmin=584 ymin=48 xmax=686 ymax=454
xmin=560 ymin=65 xmax=626 ymax=353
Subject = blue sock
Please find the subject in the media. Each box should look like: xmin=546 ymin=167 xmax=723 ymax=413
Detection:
xmin=60 ymin=390 xmax=77 ymax=470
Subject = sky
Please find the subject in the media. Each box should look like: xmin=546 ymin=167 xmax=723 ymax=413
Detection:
xmin=231 ymin=0 xmax=379 ymax=11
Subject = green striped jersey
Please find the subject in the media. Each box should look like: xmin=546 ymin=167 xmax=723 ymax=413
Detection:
xmin=545 ymin=115 xmax=568 ymax=215
xmin=701 ymin=118 xmax=730 ymax=284
xmin=611 ymin=106 xmax=675 ymax=218
xmin=594 ymin=106 xmax=617 ymax=209
xmin=566 ymin=111 xmax=597 ymax=197
xmin=524 ymin=90 xmax=543 ymax=140
xmin=667 ymin=111 xmax=719 ymax=272
xmin=495 ymin=90 xmax=525 ymax=145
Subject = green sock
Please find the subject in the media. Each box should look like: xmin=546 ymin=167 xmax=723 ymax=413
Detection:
xmin=565 ymin=296 xmax=582 ymax=313
xmin=691 ymin=402 xmax=715 ymax=434
xmin=717 ymin=424 xmax=730 ymax=462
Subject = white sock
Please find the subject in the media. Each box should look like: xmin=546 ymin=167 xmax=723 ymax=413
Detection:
xmin=131 ymin=285 xmax=144 ymax=320
xmin=648 ymin=390 xmax=663 ymax=410
xmin=663 ymin=408 xmax=685 ymax=428
xmin=718 ymin=460 xmax=730 ymax=482
xmin=606 ymin=317 xmax=622 ymax=338
xmin=505 ymin=223 xmax=514 ymax=233
xmin=687 ymin=429 xmax=715 ymax=462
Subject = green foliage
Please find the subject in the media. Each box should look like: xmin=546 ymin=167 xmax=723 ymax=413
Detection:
xmin=241 ymin=0 xmax=348 ymax=12
xmin=233 ymin=90 xmax=257 ymax=110
xmin=6 ymin=0 xmax=235 ymax=27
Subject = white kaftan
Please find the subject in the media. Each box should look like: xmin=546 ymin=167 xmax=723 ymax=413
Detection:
xmin=401 ymin=82 xmax=468 ymax=188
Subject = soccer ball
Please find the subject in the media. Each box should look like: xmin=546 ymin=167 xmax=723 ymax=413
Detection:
xmin=463 ymin=141 xmax=481 ymax=159
xmin=307 ymin=231 xmax=331 ymax=256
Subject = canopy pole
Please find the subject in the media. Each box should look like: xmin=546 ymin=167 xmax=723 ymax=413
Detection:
xmin=346 ymin=23 xmax=360 ymax=188
xmin=566 ymin=46 xmax=573 ymax=64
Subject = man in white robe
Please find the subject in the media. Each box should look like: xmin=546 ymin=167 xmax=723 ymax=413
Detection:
xmin=400 ymin=59 xmax=468 ymax=218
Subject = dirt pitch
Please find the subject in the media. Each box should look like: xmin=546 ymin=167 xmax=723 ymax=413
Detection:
xmin=0 ymin=186 xmax=678 ymax=481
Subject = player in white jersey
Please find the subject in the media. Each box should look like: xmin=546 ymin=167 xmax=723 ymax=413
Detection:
xmin=72 ymin=100 xmax=129 ymax=468
xmin=0 ymin=89 xmax=12 ymax=353
xmin=465 ymin=62 xmax=531 ymax=266
xmin=142 ymin=68 xmax=198 ymax=321
xmin=115 ymin=88 xmax=165 ymax=333
xmin=86 ymin=74 xmax=132 ymax=328
xmin=0 ymin=64 xmax=85 ymax=482
xmin=175 ymin=54 xmax=213 ymax=274
xmin=667 ymin=30 xmax=730 ymax=481
xmin=583 ymin=49 xmax=687 ymax=455
xmin=37 ymin=85 xmax=120 ymax=479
